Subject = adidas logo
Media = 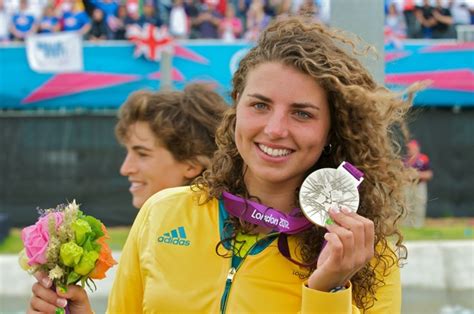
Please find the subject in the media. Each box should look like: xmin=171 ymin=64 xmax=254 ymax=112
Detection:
xmin=158 ymin=226 xmax=191 ymax=246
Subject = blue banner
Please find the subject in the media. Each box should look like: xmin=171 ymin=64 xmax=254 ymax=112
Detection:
xmin=0 ymin=40 xmax=472 ymax=109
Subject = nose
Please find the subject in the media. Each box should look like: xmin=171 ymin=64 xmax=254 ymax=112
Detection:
xmin=120 ymin=152 xmax=136 ymax=177
xmin=264 ymin=110 xmax=289 ymax=139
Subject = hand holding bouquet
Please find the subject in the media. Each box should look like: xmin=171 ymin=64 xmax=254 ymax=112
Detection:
xmin=19 ymin=200 xmax=117 ymax=313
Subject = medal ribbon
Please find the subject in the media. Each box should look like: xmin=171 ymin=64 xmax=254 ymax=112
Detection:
xmin=222 ymin=191 xmax=313 ymax=234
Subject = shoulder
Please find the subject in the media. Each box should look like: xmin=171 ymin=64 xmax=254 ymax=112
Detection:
xmin=145 ymin=186 xmax=207 ymax=206
xmin=141 ymin=186 xmax=215 ymax=219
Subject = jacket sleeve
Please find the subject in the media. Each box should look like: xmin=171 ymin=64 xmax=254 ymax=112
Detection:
xmin=301 ymin=245 xmax=401 ymax=313
xmin=301 ymin=282 xmax=361 ymax=313
xmin=106 ymin=201 xmax=152 ymax=313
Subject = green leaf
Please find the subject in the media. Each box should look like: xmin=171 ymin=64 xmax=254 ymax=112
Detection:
xmin=83 ymin=216 xmax=104 ymax=240
xmin=66 ymin=271 xmax=81 ymax=285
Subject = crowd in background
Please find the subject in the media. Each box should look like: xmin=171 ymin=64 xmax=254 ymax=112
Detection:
xmin=0 ymin=0 xmax=473 ymax=42
xmin=0 ymin=0 xmax=330 ymax=42
xmin=386 ymin=0 xmax=474 ymax=40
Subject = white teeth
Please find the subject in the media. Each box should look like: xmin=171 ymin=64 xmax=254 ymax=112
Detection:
xmin=258 ymin=144 xmax=291 ymax=157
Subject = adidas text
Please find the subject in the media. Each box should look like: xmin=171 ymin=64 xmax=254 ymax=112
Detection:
xmin=158 ymin=226 xmax=191 ymax=246
xmin=158 ymin=237 xmax=190 ymax=246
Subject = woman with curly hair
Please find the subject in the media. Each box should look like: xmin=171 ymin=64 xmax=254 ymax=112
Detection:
xmin=30 ymin=17 xmax=414 ymax=313
xmin=27 ymin=83 xmax=228 ymax=313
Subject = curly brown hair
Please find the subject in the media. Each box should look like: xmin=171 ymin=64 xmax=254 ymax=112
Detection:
xmin=115 ymin=83 xmax=228 ymax=171
xmin=195 ymin=17 xmax=416 ymax=310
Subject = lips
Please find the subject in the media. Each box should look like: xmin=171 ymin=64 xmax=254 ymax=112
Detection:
xmin=129 ymin=181 xmax=145 ymax=192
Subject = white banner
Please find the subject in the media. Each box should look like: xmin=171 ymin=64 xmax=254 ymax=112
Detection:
xmin=25 ymin=32 xmax=84 ymax=73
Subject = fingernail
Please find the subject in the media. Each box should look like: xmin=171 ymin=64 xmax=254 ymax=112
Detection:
xmin=56 ymin=298 xmax=68 ymax=308
xmin=341 ymin=207 xmax=351 ymax=214
xmin=329 ymin=206 xmax=340 ymax=214
xmin=41 ymin=278 xmax=52 ymax=288
xmin=325 ymin=217 xmax=334 ymax=225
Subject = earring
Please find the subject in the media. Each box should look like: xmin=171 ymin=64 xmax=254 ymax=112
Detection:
xmin=323 ymin=144 xmax=332 ymax=155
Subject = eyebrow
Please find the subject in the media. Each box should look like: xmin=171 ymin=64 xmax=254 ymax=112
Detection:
xmin=247 ymin=93 xmax=320 ymax=110
xmin=131 ymin=145 xmax=153 ymax=152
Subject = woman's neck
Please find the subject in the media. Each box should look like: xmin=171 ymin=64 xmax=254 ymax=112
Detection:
xmin=244 ymin=177 xmax=299 ymax=214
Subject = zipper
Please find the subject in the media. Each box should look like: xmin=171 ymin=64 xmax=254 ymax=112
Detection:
xmin=219 ymin=232 xmax=280 ymax=313
xmin=220 ymin=267 xmax=236 ymax=313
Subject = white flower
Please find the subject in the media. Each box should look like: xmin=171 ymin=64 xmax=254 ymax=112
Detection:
xmin=49 ymin=265 xmax=64 ymax=280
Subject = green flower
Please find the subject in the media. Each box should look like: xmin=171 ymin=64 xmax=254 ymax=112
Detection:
xmin=72 ymin=219 xmax=92 ymax=245
xmin=59 ymin=242 xmax=83 ymax=267
xmin=74 ymin=250 xmax=99 ymax=276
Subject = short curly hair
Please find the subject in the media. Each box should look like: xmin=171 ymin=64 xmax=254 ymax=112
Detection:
xmin=115 ymin=83 xmax=228 ymax=169
xmin=196 ymin=17 xmax=416 ymax=310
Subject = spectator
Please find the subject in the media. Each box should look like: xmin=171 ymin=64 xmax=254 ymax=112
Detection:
xmin=219 ymin=3 xmax=242 ymax=41
xmin=385 ymin=2 xmax=406 ymax=49
xmin=183 ymin=0 xmax=200 ymax=38
xmin=90 ymin=0 xmax=119 ymax=39
xmin=415 ymin=0 xmax=437 ymax=38
xmin=470 ymin=3 xmax=474 ymax=24
xmin=270 ymin=0 xmax=291 ymax=17
xmin=27 ymin=0 xmax=48 ymax=20
xmin=204 ymin=0 xmax=226 ymax=16
xmin=112 ymin=3 xmax=127 ymax=39
xmin=169 ymin=0 xmax=188 ymax=38
xmin=37 ymin=4 xmax=60 ymax=33
xmin=402 ymin=0 xmax=420 ymax=38
xmin=123 ymin=2 xmax=143 ymax=38
xmin=449 ymin=0 xmax=471 ymax=26
xmin=0 ymin=0 xmax=10 ymax=42
xmin=193 ymin=2 xmax=221 ymax=39
xmin=296 ymin=0 xmax=321 ymax=22
xmin=432 ymin=0 xmax=455 ymax=38
xmin=10 ymin=0 xmax=37 ymax=41
xmin=244 ymin=0 xmax=270 ymax=41
xmin=142 ymin=2 xmax=162 ymax=27
xmin=87 ymin=7 xmax=107 ymax=40
xmin=60 ymin=0 xmax=91 ymax=36
xmin=404 ymin=139 xmax=433 ymax=229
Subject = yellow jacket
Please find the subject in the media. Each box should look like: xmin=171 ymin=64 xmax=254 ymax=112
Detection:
xmin=108 ymin=186 xmax=401 ymax=313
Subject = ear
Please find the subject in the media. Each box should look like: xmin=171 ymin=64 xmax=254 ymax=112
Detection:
xmin=182 ymin=159 xmax=205 ymax=180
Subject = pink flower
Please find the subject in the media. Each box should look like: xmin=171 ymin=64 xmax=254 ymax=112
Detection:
xmin=21 ymin=212 xmax=64 ymax=266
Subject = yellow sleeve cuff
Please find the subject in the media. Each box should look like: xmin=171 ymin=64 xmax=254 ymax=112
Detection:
xmin=301 ymin=281 xmax=356 ymax=313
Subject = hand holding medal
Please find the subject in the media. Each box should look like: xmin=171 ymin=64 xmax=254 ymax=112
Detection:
xmin=299 ymin=162 xmax=375 ymax=292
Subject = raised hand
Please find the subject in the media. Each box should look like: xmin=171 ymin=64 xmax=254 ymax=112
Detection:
xmin=307 ymin=207 xmax=375 ymax=292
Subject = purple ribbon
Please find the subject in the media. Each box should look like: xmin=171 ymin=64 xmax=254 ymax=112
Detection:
xmin=342 ymin=161 xmax=364 ymax=182
xmin=222 ymin=191 xmax=313 ymax=234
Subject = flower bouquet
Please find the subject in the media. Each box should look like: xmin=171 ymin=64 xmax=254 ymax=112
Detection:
xmin=19 ymin=200 xmax=117 ymax=313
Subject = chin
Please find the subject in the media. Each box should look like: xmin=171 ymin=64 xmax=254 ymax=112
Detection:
xmin=132 ymin=199 xmax=143 ymax=209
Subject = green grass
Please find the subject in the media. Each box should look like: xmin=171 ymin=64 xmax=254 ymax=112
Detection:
xmin=0 ymin=227 xmax=131 ymax=254
xmin=401 ymin=218 xmax=474 ymax=241
xmin=2 ymin=219 xmax=473 ymax=254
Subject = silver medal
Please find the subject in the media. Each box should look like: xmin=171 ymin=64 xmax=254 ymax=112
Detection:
xmin=299 ymin=162 xmax=363 ymax=226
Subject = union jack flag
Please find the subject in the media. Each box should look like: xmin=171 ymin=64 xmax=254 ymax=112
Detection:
xmin=128 ymin=24 xmax=174 ymax=62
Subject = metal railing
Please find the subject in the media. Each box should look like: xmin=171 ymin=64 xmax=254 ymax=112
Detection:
xmin=456 ymin=25 xmax=474 ymax=42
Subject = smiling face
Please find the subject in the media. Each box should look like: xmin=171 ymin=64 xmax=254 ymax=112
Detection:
xmin=119 ymin=122 xmax=193 ymax=208
xmin=235 ymin=62 xmax=331 ymax=193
